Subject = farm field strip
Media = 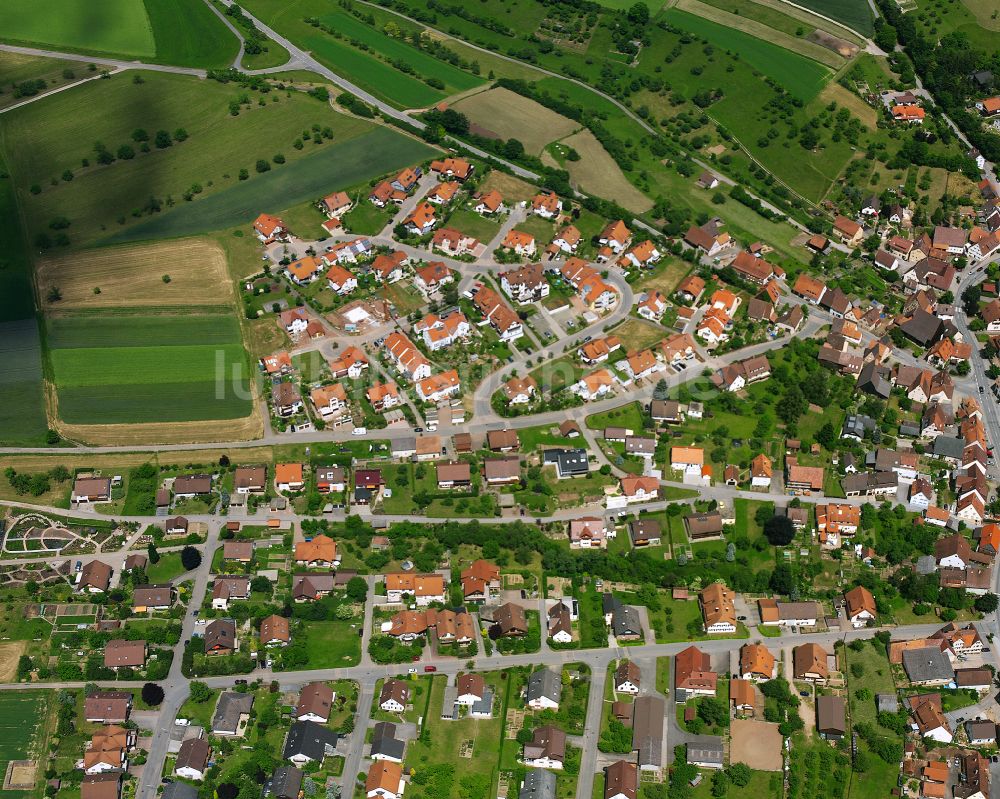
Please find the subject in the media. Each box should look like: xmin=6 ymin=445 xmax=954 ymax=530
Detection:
xmin=49 ymin=343 xmax=248 ymax=386
xmin=46 ymin=312 xmax=242 ymax=349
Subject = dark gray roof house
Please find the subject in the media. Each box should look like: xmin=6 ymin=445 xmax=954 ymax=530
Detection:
xmin=519 ymin=769 xmax=557 ymax=799
xmin=933 ymin=436 xmax=965 ymax=462
xmin=685 ymin=737 xmax=724 ymax=769
xmin=370 ymin=721 xmax=405 ymax=762
xmin=542 ymin=448 xmax=590 ymax=478
xmin=876 ymin=693 xmax=898 ymax=713
xmin=283 ymin=721 xmax=338 ymax=763
xmin=842 ymin=414 xmax=875 ymax=440
xmin=526 ymin=669 xmax=561 ymax=708
xmin=162 ymin=784 xmax=199 ymax=799
xmin=211 ymin=691 xmax=254 ymax=735
xmin=612 ymin=605 xmax=642 ymax=639
xmin=632 ymin=695 xmax=665 ymax=769
xmin=263 ymin=767 xmax=303 ymax=799
xmin=965 ymin=719 xmax=997 ymax=745
xmin=857 ymin=362 xmax=890 ymax=398
xmin=902 ymin=646 xmax=954 ymax=685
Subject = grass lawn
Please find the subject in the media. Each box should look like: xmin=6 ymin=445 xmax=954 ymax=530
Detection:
xmin=301 ymin=619 xmax=362 ymax=668
xmin=447 ymin=207 xmax=503 ymax=243
xmin=342 ymin=200 xmax=392 ymax=235
xmin=586 ymin=401 xmax=646 ymax=431
xmin=292 ymin=351 xmax=327 ymax=383
xmin=514 ymin=215 xmax=556 ymax=245
xmin=656 ymin=656 xmax=671 ymax=696
xmin=528 ymin=354 xmax=583 ymax=393
xmin=402 ymin=673 xmax=507 ymax=799
xmin=605 ymin=317 xmax=672 ymax=352
xmin=146 ymin=552 xmax=187 ymax=583
xmin=0 ymin=691 xmax=49 ymax=777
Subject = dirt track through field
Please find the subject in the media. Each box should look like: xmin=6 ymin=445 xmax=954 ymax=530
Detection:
xmin=36 ymin=239 xmax=233 ymax=308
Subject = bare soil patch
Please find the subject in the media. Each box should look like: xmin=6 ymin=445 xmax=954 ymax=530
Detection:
xmin=0 ymin=641 xmax=27 ymax=682
xmin=807 ymin=30 xmax=860 ymax=58
xmin=36 ymin=238 xmax=233 ymax=308
xmin=730 ymin=718 xmax=783 ymax=770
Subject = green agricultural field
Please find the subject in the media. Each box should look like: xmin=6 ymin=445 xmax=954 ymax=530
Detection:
xmin=145 ymin=0 xmax=241 ymax=68
xmin=0 ymin=0 xmax=155 ymax=57
xmin=46 ymin=312 xmax=253 ymax=424
xmin=662 ymin=9 xmax=831 ymax=101
xmin=0 ymin=0 xmax=239 ymax=66
xmin=110 ymin=126 xmax=437 ymax=243
xmin=788 ymin=0 xmax=873 ymax=35
xmin=46 ymin=312 xmax=242 ymax=349
xmin=0 ymin=691 xmax=47 ymax=781
xmin=1 ymin=71 xmax=415 ymax=246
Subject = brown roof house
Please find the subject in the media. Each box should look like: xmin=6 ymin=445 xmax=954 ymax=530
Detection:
xmin=675 ymin=645 xmax=717 ymax=697
xmin=204 ymin=618 xmax=237 ymax=655
xmin=79 ymin=561 xmax=112 ymax=593
xmin=295 ymin=682 xmax=334 ymax=723
xmin=104 ymin=639 xmax=146 ymax=670
xmin=793 ymin=643 xmax=830 ymax=683
xmin=260 ymin=614 xmax=291 ymax=647
xmin=490 ymin=602 xmax=528 ymax=638
xmin=84 ymin=692 xmax=132 ymax=724
xmin=378 ymin=679 xmax=410 ymax=713
xmin=816 ymin=695 xmax=846 ymax=740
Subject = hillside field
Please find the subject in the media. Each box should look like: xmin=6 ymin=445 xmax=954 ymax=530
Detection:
xmin=787 ymin=0 xmax=874 ymax=35
xmin=1 ymin=71 xmax=419 ymax=246
xmin=46 ymin=312 xmax=254 ymax=425
xmin=0 ymin=0 xmax=239 ymax=66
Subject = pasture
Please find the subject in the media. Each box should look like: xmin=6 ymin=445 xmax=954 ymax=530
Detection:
xmin=555 ymin=130 xmax=653 ymax=212
xmin=111 ymin=127 xmax=437 ymax=243
xmin=36 ymin=239 xmax=233 ymax=308
xmin=2 ymin=71 xmax=389 ymax=246
xmin=46 ymin=312 xmax=254 ymax=425
xmin=662 ymin=8 xmax=831 ymax=102
xmin=910 ymin=0 xmax=1000 ymax=54
xmin=452 ymin=87 xmax=580 ymax=154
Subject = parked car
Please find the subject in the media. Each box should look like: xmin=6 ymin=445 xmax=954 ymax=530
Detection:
xmin=424 ymin=665 xmax=437 ymax=672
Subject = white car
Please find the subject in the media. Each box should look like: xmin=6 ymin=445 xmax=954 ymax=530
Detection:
xmin=352 ymin=427 xmax=367 ymax=436
xmin=407 ymin=668 xmax=417 ymax=674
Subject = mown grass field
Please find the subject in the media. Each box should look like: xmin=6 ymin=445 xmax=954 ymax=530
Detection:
xmin=0 ymin=163 xmax=48 ymax=446
xmin=2 ymin=71 xmax=394 ymax=247
xmin=112 ymin=126 xmax=437 ymax=243
xmin=0 ymin=0 xmax=239 ymax=66
xmin=46 ymin=312 xmax=253 ymax=424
